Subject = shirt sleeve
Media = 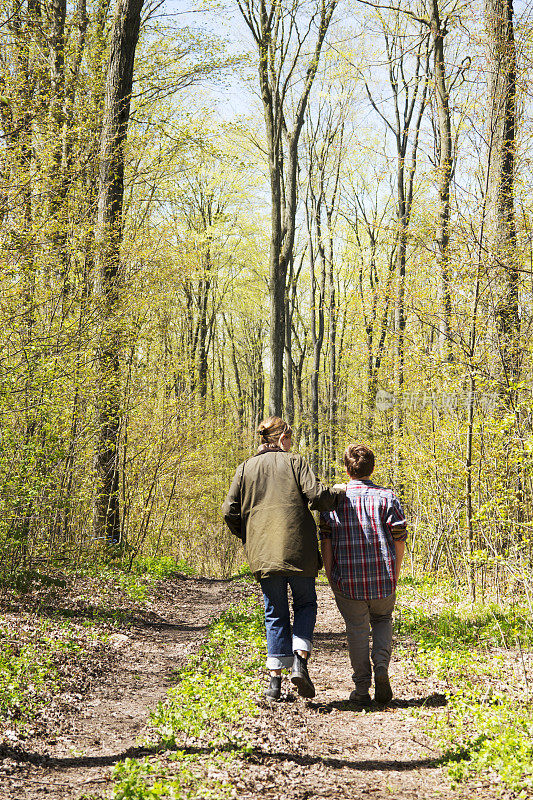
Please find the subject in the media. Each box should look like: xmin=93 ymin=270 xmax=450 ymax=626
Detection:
xmin=385 ymin=495 xmax=407 ymax=542
xmin=319 ymin=512 xmax=333 ymax=539
xmin=221 ymin=463 xmax=245 ymax=541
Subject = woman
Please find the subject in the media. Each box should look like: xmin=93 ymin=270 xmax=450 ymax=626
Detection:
xmin=222 ymin=416 xmax=344 ymax=701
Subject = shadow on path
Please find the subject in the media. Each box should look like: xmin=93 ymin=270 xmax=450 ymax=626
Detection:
xmin=16 ymin=604 xmax=212 ymax=633
xmin=0 ymin=577 xmax=235 ymax=629
xmin=313 ymin=631 xmax=349 ymax=649
xmin=307 ymin=692 xmax=447 ymax=714
xmin=0 ymin=742 xmax=439 ymax=774
xmin=0 ymin=743 xmax=168 ymax=770
xmin=250 ymin=747 xmax=439 ymax=772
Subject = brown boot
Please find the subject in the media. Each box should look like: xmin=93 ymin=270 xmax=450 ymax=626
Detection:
xmin=374 ymin=670 xmax=393 ymax=704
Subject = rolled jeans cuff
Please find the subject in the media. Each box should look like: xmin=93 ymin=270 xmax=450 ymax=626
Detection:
xmin=266 ymin=655 xmax=294 ymax=670
xmin=293 ymin=635 xmax=312 ymax=655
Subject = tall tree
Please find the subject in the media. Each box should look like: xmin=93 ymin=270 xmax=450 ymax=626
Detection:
xmin=430 ymin=0 xmax=453 ymax=363
xmin=365 ymin=15 xmax=430 ymax=491
xmin=236 ymin=0 xmax=337 ymax=415
xmin=485 ymin=0 xmax=520 ymax=389
xmin=304 ymin=93 xmax=344 ymax=473
xmin=93 ymin=0 xmax=145 ymax=543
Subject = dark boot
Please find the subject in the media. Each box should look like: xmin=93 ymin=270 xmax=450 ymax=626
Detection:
xmin=374 ymin=669 xmax=393 ymax=704
xmin=290 ymin=653 xmax=315 ymax=698
xmin=349 ymin=689 xmax=372 ymax=708
xmin=265 ymin=675 xmax=282 ymax=701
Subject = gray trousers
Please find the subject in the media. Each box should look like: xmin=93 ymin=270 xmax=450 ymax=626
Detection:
xmin=333 ymin=590 xmax=396 ymax=694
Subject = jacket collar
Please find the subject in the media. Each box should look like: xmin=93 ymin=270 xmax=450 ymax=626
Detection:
xmin=255 ymin=445 xmax=284 ymax=456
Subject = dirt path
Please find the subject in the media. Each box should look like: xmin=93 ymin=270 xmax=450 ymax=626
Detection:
xmin=0 ymin=578 xmax=247 ymax=800
xmin=234 ymin=584 xmax=471 ymax=800
xmin=1 ymin=580 xmax=496 ymax=800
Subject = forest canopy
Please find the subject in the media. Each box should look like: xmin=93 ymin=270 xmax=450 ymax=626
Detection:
xmin=0 ymin=0 xmax=531 ymax=597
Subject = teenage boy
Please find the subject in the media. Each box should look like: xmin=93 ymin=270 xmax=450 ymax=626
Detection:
xmin=319 ymin=444 xmax=407 ymax=706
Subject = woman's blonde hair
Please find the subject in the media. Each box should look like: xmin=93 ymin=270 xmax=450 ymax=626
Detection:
xmin=257 ymin=416 xmax=293 ymax=445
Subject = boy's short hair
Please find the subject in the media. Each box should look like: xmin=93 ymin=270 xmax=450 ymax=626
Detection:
xmin=344 ymin=444 xmax=375 ymax=479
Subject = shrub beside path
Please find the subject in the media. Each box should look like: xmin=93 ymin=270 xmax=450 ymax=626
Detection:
xmin=0 ymin=578 xmax=503 ymax=800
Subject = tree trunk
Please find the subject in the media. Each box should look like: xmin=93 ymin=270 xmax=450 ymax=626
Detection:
xmin=485 ymin=0 xmax=520 ymax=388
xmin=284 ymin=281 xmax=295 ymax=424
xmin=366 ymin=250 xmax=394 ymax=434
xmin=268 ymin=143 xmax=285 ymax=415
xmin=93 ymin=0 xmax=144 ymax=544
xmin=393 ymin=219 xmax=407 ymax=493
xmin=0 ymin=0 xmax=40 ymax=547
xmin=327 ymin=221 xmax=337 ymax=481
xmin=365 ymin=25 xmax=429 ymax=494
xmin=197 ymin=249 xmax=211 ymax=402
xmin=309 ymin=198 xmax=326 ymax=475
xmin=430 ymin=0 xmax=453 ymax=363
xmin=46 ymin=0 xmax=68 ymax=297
xmin=237 ymin=0 xmax=337 ymax=416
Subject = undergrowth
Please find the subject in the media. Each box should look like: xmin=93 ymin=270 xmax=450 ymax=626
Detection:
xmin=107 ymin=598 xmax=264 ymax=800
xmin=0 ymin=557 xmax=194 ymax=741
xmin=0 ymin=618 xmax=103 ymax=736
xmin=115 ymin=556 xmax=197 ymax=604
xmin=397 ymin=579 xmax=533 ymax=795
xmin=77 ymin=555 xmax=197 ymax=605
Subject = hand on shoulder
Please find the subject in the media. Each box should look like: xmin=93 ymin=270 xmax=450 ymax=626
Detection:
xmin=333 ymin=483 xmax=347 ymax=491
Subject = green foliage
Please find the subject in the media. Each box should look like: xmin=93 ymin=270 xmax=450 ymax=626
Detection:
xmin=0 ymin=637 xmax=55 ymax=723
xmin=149 ymin=669 xmax=257 ymax=751
xmin=148 ymin=600 xmax=263 ymax=749
xmin=117 ymin=557 xmax=197 ymax=602
xmin=110 ymin=599 xmax=264 ymax=799
xmin=438 ymin=689 xmax=533 ymax=792
xmin=397 ymin=584 xmax=533 ymax=793
xmin=0 ymin=620 xmax=100 ymax=726
xmin=75 ymin=557 xmax=196 ymax=606
xmin=231 ymin=563 xmax=254 ymax=580
xmin=132 ymin=557 xmax=196 ymax=579
xmin=111 ymin=754 xmax=234 ymax=800
xmin=116 ymin=573 xmax=151 ymax=605
xmin=0 ymin=570 xmax=67 ymax=593
xmin=397 ymin=603 xmax=533 ymax=650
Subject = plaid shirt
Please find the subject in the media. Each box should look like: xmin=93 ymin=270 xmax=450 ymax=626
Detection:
xmin=320 ymin=479 xmax=407 ymax=600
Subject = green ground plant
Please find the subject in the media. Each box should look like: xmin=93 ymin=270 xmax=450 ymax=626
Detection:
xmin=0 ymin=619 xmax=102 ymax=731
xmin=397 ymin=579 xmax=533 ymax=794
xmin=109 ymin=598 xmax=264 ymax=800
xmin=74 ymin=556 xmax=198 ymax=606
xmin=231 ymin=563 xmax=254 ymax=580
xmin=111 ymin=753 xmax=235 ymax=800
xmin=0 ymin=561 xmax=192 ymax=741
xmin=131 ymin=557 xmax=196 ymax=579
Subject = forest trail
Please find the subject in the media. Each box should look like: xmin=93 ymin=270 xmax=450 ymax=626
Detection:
xmin=0 ymin=580 xmax=495 ymax=800
xmin=240 ymin=586 xmax=468 ymax=800
xmin=0 ymin=579 xmax=247 ymax=800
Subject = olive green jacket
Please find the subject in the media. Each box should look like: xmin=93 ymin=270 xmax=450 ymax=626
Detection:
xmin=222 ymin=450 xmax=344 ymax=579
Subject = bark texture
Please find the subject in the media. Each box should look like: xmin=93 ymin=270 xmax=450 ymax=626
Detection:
xmin=430 ymin=0 xmax=453 ymax=363
xmin=93 ymin=0 xmax=144 ymax=543
xmin=485 ymin=0 xmax=520 ymax=387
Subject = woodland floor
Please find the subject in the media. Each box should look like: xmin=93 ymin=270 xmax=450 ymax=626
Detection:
xmin=0 ymin=577 xmax=510 ymax=800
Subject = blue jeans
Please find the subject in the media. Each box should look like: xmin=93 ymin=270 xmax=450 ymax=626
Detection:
xmin=260 ymin=575 xmax=317 ymax=670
